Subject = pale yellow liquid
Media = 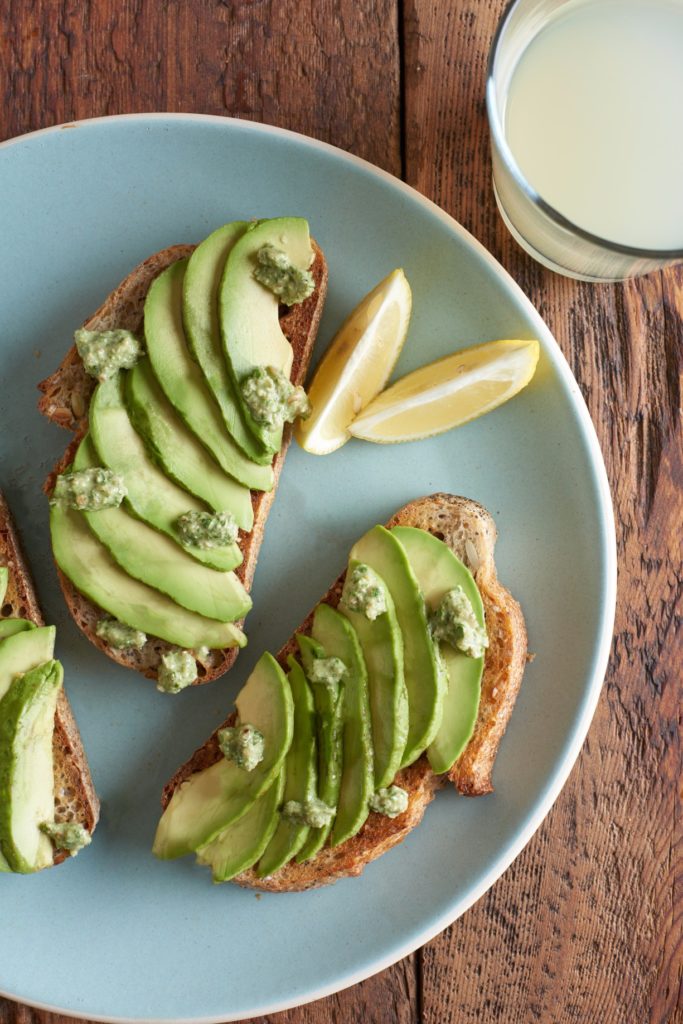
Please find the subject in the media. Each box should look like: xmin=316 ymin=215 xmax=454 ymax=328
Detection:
xmin=505 ymin=0 xmax=683 ymax=249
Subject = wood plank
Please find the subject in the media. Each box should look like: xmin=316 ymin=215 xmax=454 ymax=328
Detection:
xmin=1 ymin=0 xmax=402 ymax=174
xmin=403 ymin=2 xmax=682 ymax=1022
xmin=0 ymin=3 xmax=409 ymax=1024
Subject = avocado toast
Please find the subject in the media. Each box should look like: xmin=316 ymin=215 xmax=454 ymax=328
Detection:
xmin=154 ymin=494 xmax=527 ymax=890
xmin=38 ymin=220 xmax=328 ymax=686
xmin=0 ymin=491 xmax=98 ymax=872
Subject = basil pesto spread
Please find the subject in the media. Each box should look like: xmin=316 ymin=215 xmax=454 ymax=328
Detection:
xmin=218 ymin=723 xmax=265 ymax=772
xmin=176 ymin=510 xmax=238 ymax=549
xmin=50 ymin=467 xmax=127 ymax=511
xmin=240 ymin=365 xmax=311 ymax=428
xmin=369 ymin=786 xmax=409 ymax=818
xmin=40 ymin=820 xmax=92 ymax=854
xmin=253 ymin=244 xmax=315 ymax=306
xmin=74 ymin=328 xmax=143 ymax=382
xmin=283 ymin=797 xmax=335 ymax=829
xmin=430 ymin=585 xmax=488 ymax=659
xmin=342 ymin=563 xmax=388 ymax=621
xmin=96 ymin=617 xmax=147 ymax=650
xmin=308 ymin=656 xmax=347 ymax=689
xmin=157 ymin=649 xmax=197 ymax=694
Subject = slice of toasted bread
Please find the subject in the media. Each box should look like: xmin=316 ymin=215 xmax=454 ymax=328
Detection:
xmin=160 ymin=494 xmax=527 ymax=891
xmin=0 ymin=491 xmax=99 ymax=867
xmin=39 ymin=238 xmax=328 ymax=683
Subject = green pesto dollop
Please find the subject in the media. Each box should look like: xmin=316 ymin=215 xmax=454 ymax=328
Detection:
xmin=283 ymin=797 xmax=335 ymax=829
xmin=253 ymin=244 xmax=315 ymax=306
xmin=157 ymin=649 xmax=197 ymax=694
xmin=40 ymin=820 xmax=92 ymax=855
xmin=308 ymin=656 xmax=346 ymax=690
xmin=342 ymin=563 xmax=388 ymax=621
xmin=429 ymin=585 xmax=488 ymax=659
xmin=74 ymin=328 xmax=143 ymax=381
xmin=369 ymin=785 xmax=409 ymax=818
xmin=96 ymin=617 xmax=147 ymax=650
xmin=218 ymin=723 xmax=265 ymax=772
xmin=176 ymin=509 xmax=238 ymax=549
xmin=50 ymin=467 xmax=127 ymax=511
xmin=240 ymin=365 xmax=311 ymax=428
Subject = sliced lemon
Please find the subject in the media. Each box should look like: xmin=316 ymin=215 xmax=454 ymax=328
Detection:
xmin=348 ymin=338 xmax=540 ymax=443
xmin=295 ymin=269 xmax=412 ymax=454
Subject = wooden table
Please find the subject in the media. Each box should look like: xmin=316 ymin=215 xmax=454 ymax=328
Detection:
xmin=1 ymin=3 xmax=680 ymax=1022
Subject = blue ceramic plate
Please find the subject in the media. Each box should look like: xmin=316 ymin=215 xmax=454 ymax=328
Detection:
xmin=0 ymin=115 xmax=615 ymax=1022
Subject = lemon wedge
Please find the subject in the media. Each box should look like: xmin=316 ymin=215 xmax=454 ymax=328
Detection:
xmin=348 ymin=338 xmax=540 ymax=443
xmin=295 ymin=269 xmax=412 ymax=454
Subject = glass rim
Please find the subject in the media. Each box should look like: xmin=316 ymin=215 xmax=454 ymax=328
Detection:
xmin=485 ymin=0 xmax=683 ymax=262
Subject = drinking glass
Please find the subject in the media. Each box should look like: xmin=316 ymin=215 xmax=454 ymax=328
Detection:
xmin=486 ymin=0 xmax=683 ymax=281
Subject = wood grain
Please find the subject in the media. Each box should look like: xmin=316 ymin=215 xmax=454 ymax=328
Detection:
xmin=403 ymin=2 xmax=682 ymax=1022
xmin=1 ymin=1 xmax=680 ymax=1022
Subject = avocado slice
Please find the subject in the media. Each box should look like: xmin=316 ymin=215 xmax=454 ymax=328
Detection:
xmin=0 ymin=659 xmax=62 ymax=873
xmin=50 ymin=504 xmax=246 ymax=651
xmin=0 ymin=567 xmax=7 ymax=605
xmin=144 ymin=259 xmax=274 ymax=492
xmin=311 ymin=603 xmax=373 ymax=848
xmin=0 ymin=626 xmax=56 ymax=703
xmin=89 ymin=375 xmax=241 ymax=573
xmin=153 ymin=652 xmax=293 ymax=859
xmin=392 ymin=526 xmax=485 ymax=774
xmin=295 ymin=634 xmax=344 ymax=862
xmin=74 ymin=436 xmax=251 ymax=623
xmin=0 ymin=620 xmax=35 ymax=641
xmin=350 ymin=525 xmax=442 ymax=769
xmin=339 ymin=557 xmax=408 ymax=789
xmin=126 ymin=361 xmax=254 ymax=531
xmin=197 ymin=768 xmax=285 ymax=882
xmin=183 ymin=222 xmax=272 ymax=466
xmin=256 ymin=656 xmax=317 ymax=876
xmin=219 ymin=217 xmax=313 ymax=452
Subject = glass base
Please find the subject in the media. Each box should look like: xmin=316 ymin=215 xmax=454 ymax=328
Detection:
xmin=493 ymin=181 xmax=628 ymax=283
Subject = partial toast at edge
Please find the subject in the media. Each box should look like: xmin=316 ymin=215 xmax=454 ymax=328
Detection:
xmin=38 ymin=240 xmax=328 ymax=683
xmin=0 ymin=491 xmax=99 ymax=865
xmin=161 ymin=494 xmax=528 ymax=892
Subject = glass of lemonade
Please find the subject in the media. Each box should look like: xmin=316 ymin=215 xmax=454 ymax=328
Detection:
xmin=486 ymin=0 xmax=683 ymax=281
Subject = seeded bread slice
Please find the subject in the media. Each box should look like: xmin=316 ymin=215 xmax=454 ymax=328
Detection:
xmin=39 ymin=239 xmax=328 ymax=683
xmin=0 ymin=491 xmax=99 ymax=866
xmin=160 ymin=494 xmax=528 ymax=891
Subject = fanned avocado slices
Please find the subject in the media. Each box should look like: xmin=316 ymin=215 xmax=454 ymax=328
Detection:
xmin=219 ymin=217 xmax=313 ymax=453
xmin=350 ymin=525 xmax=443 ymax=769
xmin=144 ymin=259 xmax=274 ymax=492
xmin=153 ymin=652 xmax=293 ymax=859
xmin=197 ymin=769 xmax=285 ymax=883
xmin=0 ymin=659 xmax=62 ymax=874
xmin=295 ymin=635 xmax=344 ymax=863
xmin=89 ymin=375 xmax=241 ymax=573
xmin=392 ymin=526 xmax=485 ymax=774
xmin=126 ymin=361 xmax=254 ymax=531
xmin=311 ymin=603 xmax=374 ymax=848
xmin=257 ymin=656 xmax=317 ymax=877
xmin=183 ymin=222 xmax=272 ymax=466
xmin=73 ymin=436 xmax=251 ymax=624
xmin=339 ymin=557 xmax=408 ymax=789
xmin=0 ymin=626 xmax=55 ymax=703
xmin=50 ymin=504 xmax=246 ymax=652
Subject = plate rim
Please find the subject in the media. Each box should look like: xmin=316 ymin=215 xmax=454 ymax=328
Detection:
xmin=0 ymin=112 xmax=617 ymax=1024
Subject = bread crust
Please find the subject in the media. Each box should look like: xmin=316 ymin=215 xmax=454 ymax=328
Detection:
xmin=0 ymin=491 xmax=99 ymax=867
xmin=39 ymin=238 xmax=328 ymax=683
xmin=160 ymin=495 xmax=527 ymax=891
